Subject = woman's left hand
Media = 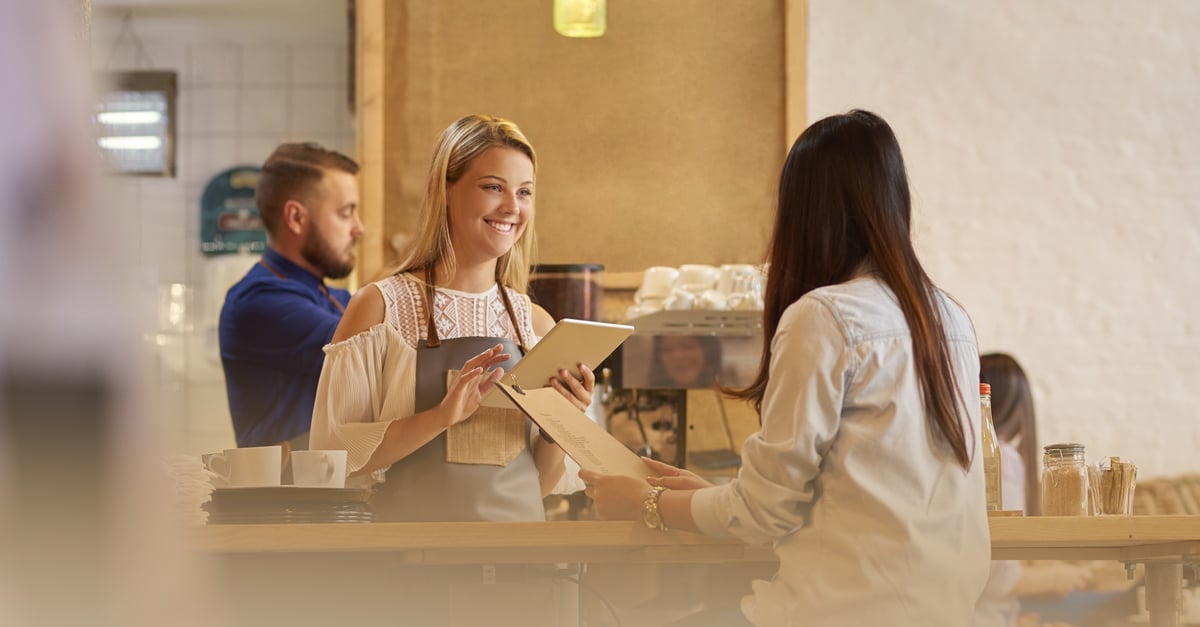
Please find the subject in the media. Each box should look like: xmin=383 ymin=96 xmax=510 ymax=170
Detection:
xmin=549 ymin=363 xmax=594 ymax=411
xmin=579 ymin=469 xmax=650 ymax=521
xmin=643 ymin=457 xmax=713 ymax=491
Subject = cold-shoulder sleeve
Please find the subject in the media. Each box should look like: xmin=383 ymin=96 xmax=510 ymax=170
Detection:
xmin=310 ymin=323 xmax=417 ymax=484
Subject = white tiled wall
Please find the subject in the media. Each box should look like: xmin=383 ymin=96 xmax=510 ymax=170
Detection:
xmin=809 ymin=0 xmax=1200 ymax=478
xmin=91 ymin=2 xmax=353 ymax=455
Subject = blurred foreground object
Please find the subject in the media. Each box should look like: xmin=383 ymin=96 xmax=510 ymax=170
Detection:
xmin=0 ymin=2 xmax=213 ymax=625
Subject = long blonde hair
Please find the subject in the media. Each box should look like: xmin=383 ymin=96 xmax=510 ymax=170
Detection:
xmin=397 ymin=114 xmax=538 ymax=292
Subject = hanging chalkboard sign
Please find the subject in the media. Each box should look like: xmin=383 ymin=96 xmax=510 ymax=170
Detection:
xmin=200 ymin=166 xmax=265 ymax=255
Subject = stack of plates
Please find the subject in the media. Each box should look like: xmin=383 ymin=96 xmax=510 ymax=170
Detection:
xmin=164 ymin=455 xmax=216 ymax=526
xmin=204 ymin=486 xmax=374 ymax=525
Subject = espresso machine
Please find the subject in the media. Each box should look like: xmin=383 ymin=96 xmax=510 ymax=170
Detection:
xmin=601 ymin=310 xmax=763 ymax=474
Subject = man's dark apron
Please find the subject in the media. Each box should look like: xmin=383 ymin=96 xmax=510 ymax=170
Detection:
xmin=371 ymin=276 xmax=546 ymax=522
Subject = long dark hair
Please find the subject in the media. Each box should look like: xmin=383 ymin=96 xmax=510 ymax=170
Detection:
xmin=729 ymin=110 xmax=972 ymax=469
xmin=980 ymin=353 xmax=1039 ymax=514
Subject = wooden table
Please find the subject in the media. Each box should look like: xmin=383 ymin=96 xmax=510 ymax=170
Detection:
xmin=193 ymin=515 xmax=1199 ymax=626
xmin=991 ymin=515 xmax=1200 ymax=627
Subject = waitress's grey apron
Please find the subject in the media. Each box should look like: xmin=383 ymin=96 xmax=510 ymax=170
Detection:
xmin=372 ymin=277 xmax=546 ymax=522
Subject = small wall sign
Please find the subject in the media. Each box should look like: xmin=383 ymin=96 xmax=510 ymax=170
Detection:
xmin=200 ymin=166 xmax=265 ymax=255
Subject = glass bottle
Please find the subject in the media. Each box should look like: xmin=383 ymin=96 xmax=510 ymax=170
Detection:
xmin=1041 ymin=443 xmax=1089 ymax=516
xmin=980 ymin=383 xmax=1004 ymax=511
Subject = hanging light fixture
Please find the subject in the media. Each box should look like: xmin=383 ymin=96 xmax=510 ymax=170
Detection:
xmin=94 ymin=12 xmax=176 ymax=176
xmin=554 ymin=0 xmax=606 ymax=38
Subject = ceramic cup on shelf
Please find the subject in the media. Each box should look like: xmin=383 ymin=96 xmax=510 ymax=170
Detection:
xmin=695 ymin=289 xmax=729 ymax=311
xmin=662 ymin=288 xmax=696 ymax=311
xmin=640 ymin=266 xmax=680 ymax=299
xmin=290 ymin=450 xmax=348 ymax=488
xmin=204 ymin=445 xmax=283 ymax=488
xmin=716 ymin=264 xmax=760 ymax=295
xmin=676 ymin=264 xmax=718 ymax=290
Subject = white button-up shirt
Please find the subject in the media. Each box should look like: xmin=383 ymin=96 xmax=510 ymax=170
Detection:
xmin=692 ymin=275 xmax=991 ymax=626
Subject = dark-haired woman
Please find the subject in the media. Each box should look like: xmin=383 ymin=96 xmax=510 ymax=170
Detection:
xmin=582 ymin=110 xmax=990 ymax=626
xmin=975 ymin=353 xmax=1104 ymax=627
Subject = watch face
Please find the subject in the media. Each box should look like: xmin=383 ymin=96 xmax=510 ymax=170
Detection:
xmin=642 ymin=506 xmax=658 ymax=529
xmin=642 ymin=488 xmax=664 ymax=530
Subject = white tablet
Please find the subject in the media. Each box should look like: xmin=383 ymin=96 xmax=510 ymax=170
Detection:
xmin=483 ymin=318 xmax=633 ymax=407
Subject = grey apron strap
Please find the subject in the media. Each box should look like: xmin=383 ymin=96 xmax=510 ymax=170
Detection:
xmin=420 ymin=264 xmax=530 ymax=352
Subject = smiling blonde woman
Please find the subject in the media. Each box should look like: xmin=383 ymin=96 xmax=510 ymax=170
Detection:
xmin=310 ymin=114 xmax=593 ymax=522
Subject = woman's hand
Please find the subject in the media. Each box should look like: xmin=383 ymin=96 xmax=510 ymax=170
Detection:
xmin=643 ymin=457 xmax=714 ymax=491
xmin=436 ymin=345 xmax=509 ymax=428
xmin=462 ymin=343 xmax=513 ymax=375
xmin=579 ymin=469 xmax=650 ymax=521
xmin=549 ymin=363 xmax=595 ymax=411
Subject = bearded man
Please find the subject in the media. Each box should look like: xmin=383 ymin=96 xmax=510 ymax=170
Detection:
xmin=219 ymin=143 xmax=364 ymax=450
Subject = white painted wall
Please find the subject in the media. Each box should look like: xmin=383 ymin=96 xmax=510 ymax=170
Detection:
xmin=91 ymin=0 xmax=354 ymax=455
xmin=809 ymin=0 xmax=1200 ymax=477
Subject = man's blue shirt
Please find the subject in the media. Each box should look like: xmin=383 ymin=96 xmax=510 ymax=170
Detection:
xmin=218 ymin=247 xmax=351 ymax=447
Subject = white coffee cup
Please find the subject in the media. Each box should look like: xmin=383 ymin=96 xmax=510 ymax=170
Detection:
xmin=290 ymin=450 xmax=348 ymax=488
xmin=640 ymin=266 xmax=680 ymax=299
xmin=677 ymin=264 xmax=719 ymax=290
xmin=695 ymin=289 xmax=729 ymax=311
xmin=200 ymin=452 xmax=226 ymax=488
xmin=635 ymin=295 xmax=665 ymax=311
xmin=662 ymin=288 xmax=696 ymax=311
xmin=717 ymin=264 xmax=760 ymax=295
xmin=729 ymin=292 xmax=765 ymax=311
xmin=204 ymin=446 xmax=282 ymax=488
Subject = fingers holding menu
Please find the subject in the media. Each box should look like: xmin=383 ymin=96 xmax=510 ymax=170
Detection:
xmin=643 ymin=457 xmax=713 ymax=491
xmin=579 ymin=470 xmax=650 ymax=520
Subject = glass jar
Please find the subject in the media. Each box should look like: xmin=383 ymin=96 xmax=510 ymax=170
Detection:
xmin=529 ymin=263 xmax=605 ymax=322
xmin=1042 ymin=443 xmax=1089 ymax=516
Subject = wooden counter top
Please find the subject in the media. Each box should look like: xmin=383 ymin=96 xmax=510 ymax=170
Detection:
xmin=191 ymin=520 xmax=774 ymax=564
xmin=192 ymin=515 xmax=1199 ymax=627
xmin=190 ymin=515 xmax=1200 ymax=564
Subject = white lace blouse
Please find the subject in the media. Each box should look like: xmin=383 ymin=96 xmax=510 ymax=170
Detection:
xmin=309 ymin=273 xmax=539 ymax=486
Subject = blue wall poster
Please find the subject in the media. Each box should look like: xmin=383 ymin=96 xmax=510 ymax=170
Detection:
xmin=200 ymin=166 xmax=265 ymax=255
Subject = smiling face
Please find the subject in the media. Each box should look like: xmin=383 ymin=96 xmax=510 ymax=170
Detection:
xmin=445 ymin=146 xmax=535 ymax=269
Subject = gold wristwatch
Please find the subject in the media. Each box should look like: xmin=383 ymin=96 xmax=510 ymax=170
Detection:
xmin=641 ymin=486 xmax=669 ymax=531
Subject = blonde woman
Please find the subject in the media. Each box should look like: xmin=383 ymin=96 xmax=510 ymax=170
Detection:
xmin=311 ymin=114 xmax=592 ymax=522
